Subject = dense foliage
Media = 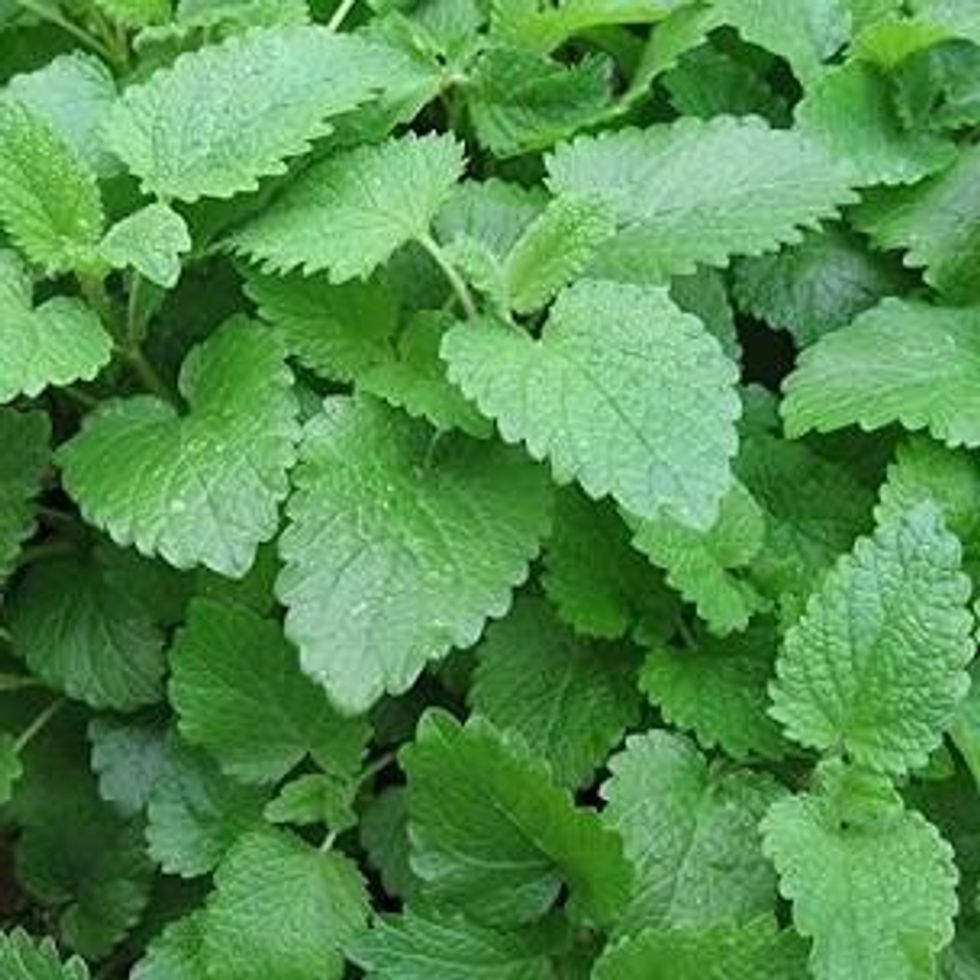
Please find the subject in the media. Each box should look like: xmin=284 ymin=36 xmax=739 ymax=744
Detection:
xmin=2 ymin=0 xmax=980 ymax=977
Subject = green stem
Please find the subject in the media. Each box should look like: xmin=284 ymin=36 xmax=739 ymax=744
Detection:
xmin=127 ymin=347 xmax=171 ymax=401
xmin=325 ymin=0 xmax=357 ymax=31
xmin=418 ymin=234 xmax=478 ymax=320
xmin=62 ymin=385 xmax=100 ymax=410
xmin=78 ymin=272 xmax=119 ymax=341
xmin=320 ymin=829 xmax=338 ymax=853
xmin=358 ymin=751 xmax=397 ymax=787
xmin=14 ymin=699 xmax=66 ymax=755
xmin=19 ymin=539 xmax=75 ymax=567
xmin=16 ymin=0 xmax=117 ymax=62
xmin=0 ymin=674 xmax=43 ymax=693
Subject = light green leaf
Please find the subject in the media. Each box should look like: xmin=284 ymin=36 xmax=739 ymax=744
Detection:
xmin=503 ymin=196 xmax=614 ymax=314
xmin=782 ymin=299 xmax=980 ymax=447
xmin=670 ymin=266 xmax=741 ymax=361
xmin=244 ymin=270 xmax=397 ymax=383
xmin=231 ymin=133 xmax=464 ymax=278
xmin=359 ymin=311 xmax=493 ymax=437
xmin=146 ymin=740 xmax=267 ymax=877
xmin=169 ymin=598 xmax=368 ymax=784
xmin=640 ymin=624 xmax=790 ymax=762
xmin=0 ymin=102 xmax=103 ymax=273
xmin=770 ymin=503 xmax=974 ymax=773
xmin=58 ymin=317 xmax=300 ymax=577
xmin=0 ymin=928 xmax=91 ymax=980
xmin=94 ymin=0 xmax=171 ymax=26
xmin=629 ymin=481 xmax=768 ymax=635
xmin=403 ymin=709 xmax=632 ymax=928
xmin=796 ymin=60 xmax=955 ymax=186
xmin=762 ymin=762 xmax=959 ymax=980
xmin=132 ymin=913 xmax=207 ymax=980
xmin=710 ymin=0 xmax=852 ymax=83
xmin=601 ymin=731 xmax=782 ymax=934
xmin=469 ymin=597 xmax=642 ymax=787
xmin=277 ymin=395 xmax=551 ymax=715
xmin=0 ymin=250 xmax=111 ymax=403
xmin=350 ymin=905 xmax=560 ymax=980
xmin=442 ymin=279 xmax=740 ymax=530
xmin=910 ymin=0 xmax=980 ymax=43
xmin=99 ymin=202 xmax=191 ymax=289
xmin=546 ymin=115 xmax=856 ymax=282
xmin=2 ymin=52 xmax=117 ymax=176
xmin=202 ymin=828 xmax=369 ymax=980
xmin=0 ymin=408 xmax=49 ymax=580
xmin=10 ymin=554 xmax=167 ymax=711
xmin=592 ymin=919 xmax=807 ymax=980
xmin=88 ymin=716 xmax=167 ymax=818
xmin=732 ymin=227 xmax=904 ymax=346
xmin=854 ymin=144 xmax=980 ymax=303
xmin=106 ymin=26 xmax=414 ymax=202
xmin=264 ymin=772 xmax=357 ymax=832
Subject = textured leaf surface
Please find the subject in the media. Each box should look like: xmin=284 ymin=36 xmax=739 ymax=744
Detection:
xmin=403 ymin=710 xmax=632 ymax=928
xmin=630 ymin=481 xmax=768 ymax=635
xmin=469 ymin=597 xmax=641 ymax=787
xmin=58 ymin=318 xmax=300 ymax=577
xmin=0 ymin=409 xmax=49 ymax=580
xmin=231 ymin=133 xmax=464 ymax=278
xmin=546 ymin=115 xmax=856 ymax=281
xmin=770 ymin=504 xmax=974 ymax=773
xmin=763 ymin=764 xmax=959 ymax=980
xmin=641 ymin=625 xmax=789 ymax=761
xmin=0 ymin=102 xmax=103 ymax=273
xmin=88 ymin=716 xmax=167 ymax=819
xmin=0 ymin=251 xmax=111 ymax=403
xmin=105 ymin=27 xmax=412 ymax=201
xmin=169 ymin=599 xmax=368 ymax=784
xmin=592 ymin=919 xmax=808 ymax=980
xmin=202 ymin=828 xmax=369 ymax=980
xmin=442 ymin=279 xmax=740 ymax=529
xmin=601 ymin=731 xmax=782 ymax=934
xmin=782 ymin=299 xmax=980 ymax=447
xmin=277 ymin=396 xmax=550 ymax=715
xmin=0 ymin=929 xmax=91 ymax=980
xmin=99 ymin=203 xmax=191 ymax=289
xmin=131 ymin=914 xmax=206 ymax=980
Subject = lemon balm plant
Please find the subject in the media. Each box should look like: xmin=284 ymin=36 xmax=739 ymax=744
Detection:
xmin=1 ymin=0 xmax=980 ymax=977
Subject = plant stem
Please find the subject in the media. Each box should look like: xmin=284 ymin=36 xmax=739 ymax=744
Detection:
xmin=18 ymin=539 xmax=75 ymax=567
xmin=418 ymin=234 xmax=478 ymax=320
xmin=62 ymin=385 xmax=100 ymax=410
xmin=0 ymin=674 xmax=43 ymax=693
xmin=14 ymin=698 xmax=66 ymax=755
xmin=358 ymin=751 xmax=397 ymax=786
xmin=16 ymin=0 xmax=117 ymax=63
xmin=127 ymin=347 xmax=171 ymax=401
xmin=326 ymin=0 xmax=357 ymax=32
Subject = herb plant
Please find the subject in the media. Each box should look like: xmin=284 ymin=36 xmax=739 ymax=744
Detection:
xmin=1 ymin=0 xmax=980 ymax=977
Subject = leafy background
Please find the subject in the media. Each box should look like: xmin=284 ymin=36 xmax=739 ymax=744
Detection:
xmin=1 ymin=0 xmax=980 ymax=977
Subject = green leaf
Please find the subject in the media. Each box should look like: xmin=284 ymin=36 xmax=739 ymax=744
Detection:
xmin=732 ymin=227 xmax=904 ymax=346
xmin=350 ymin=905 xmax=560 ymax=980
xmin=10 ymin=555 xmax=167 ymax=711
xmin=0 ymin=732 xmax=23 ymax=805
xmin=710 ymin=0 xmax=852 ymax=83
xmin=132 ymin=913 xmax=207 ymax=980
xmin=592 ymin=919 xmax=808 ymax=980
xmin=106 ymin=26 xmax=415 ymax=202
xmin=0 ymin=928 xmax=91 ymax=980
xmin=542 ymin=486 xmax=680 ymax=641
xmin=629 ymin=481 xmax=768 ymax=635
xmin=469 ymin=597 xmax=642 ymax=787
xmin=146 ymin=740 xmax=267 ymax=877
xmin=600 ymin=731 xmax=782 ymax=934
xmin=88 ymin=716 xmax=167 ymax=818
xmin=244 ymin=270 xmax=398 ymax=383
xmin=0 ymin=408 xmax=49 ymax=580
xmin=670 ymin=266 xmax=741 ymax=361
xmin=640 ymin=624 xmax=790 ymax=761
xmin=442 ymin=279 xmax=740 ymax=530
xmin=796 ymin=60 xmax=956 ymax=186
xmin=94 ymin=0 xmax=171 ymax=27
xmin=762 ymin=762 xmax=959 ymax=980
xmin=854 ymin=144 xmax=980 ymax=303
xmin=99 ymin=202 xmax=191 ymax=289
xmin=361 ymin=787 xmax=417 ymax=902
xmin=202 ymin=827 xmax=369 ymax=980
xmin=910 ymin=0 xmax=980 ymax=43
xmin=169 ymin=598 xmax=368 ymax=784
xmin=503 ymin=196 xmax=614 ymax=314
xmin=0 ymin=250 xmax=111 ymax=403
xmin=0 ymin=99 xmax=103 ymax=274
xmin=770 ymin=503 xmax=974 ymax=774
xmin=58 ymin=317 xmax=300 ymax=577
xmin=1 ymin=52 xmax=118 ymax=176
xmin=277 ymin=395 xmax=551 ymax=715
xmin=231 ymin=133 xmax=464 ymax=278
xmin=402 ymin=709 xmax=632 ymax=928
xmin=264 ymin=772 xmax=357 ymax=832
xmin=359 ymin=311 xmax=493 ymax=437
xmin=782 ymin=299 xmax=980 ymax=447
xmin=546 ymin=115 xmax=856 ymax=282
